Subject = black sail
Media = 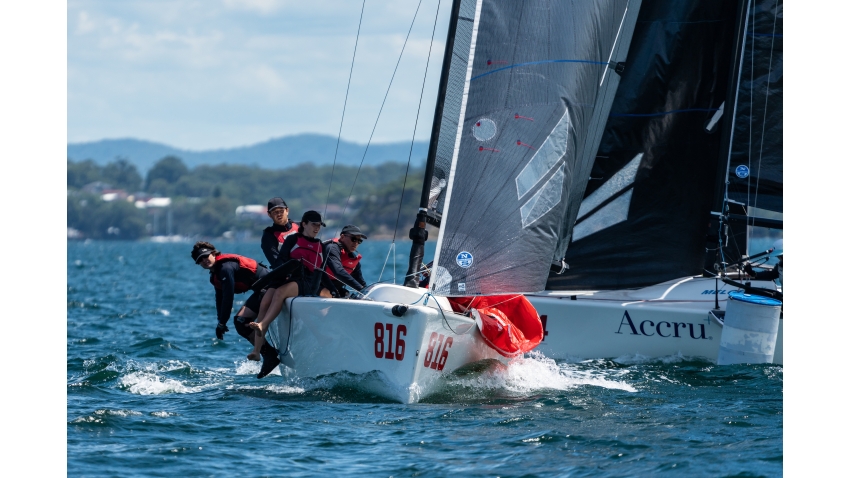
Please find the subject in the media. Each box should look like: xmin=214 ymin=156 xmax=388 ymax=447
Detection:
xmin=726 ymin=0 xmax=783 ymax=215
xmin=546 ymin=0 xmax=741 ymax=290
xmin=428 ymin=0 xmax=641 ymax=296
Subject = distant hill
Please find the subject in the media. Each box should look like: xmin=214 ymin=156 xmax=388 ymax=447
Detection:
xmin=67 ymin=134 xmax=429 ymax=172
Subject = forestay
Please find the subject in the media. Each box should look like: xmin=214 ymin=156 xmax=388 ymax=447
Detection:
xmin=429 ymin=0 xmax=642 ymax=296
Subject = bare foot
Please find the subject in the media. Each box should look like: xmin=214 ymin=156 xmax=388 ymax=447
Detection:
xmin=247 ymin=352 xmax=260 ymax=361
xmin=249 ymin=321 xmax=266 ymax=334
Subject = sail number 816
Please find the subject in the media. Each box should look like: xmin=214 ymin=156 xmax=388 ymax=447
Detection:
xmin=374 ymin=322 xmax=406 ymax=360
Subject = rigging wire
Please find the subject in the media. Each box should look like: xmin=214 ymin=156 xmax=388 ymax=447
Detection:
xmin=390 ymin=0 xmax=444 ymax=245
xmin=340 ymin=0 xmax=426 ymax=218
xmin=324 ymin=0 xmax=366 ymax=220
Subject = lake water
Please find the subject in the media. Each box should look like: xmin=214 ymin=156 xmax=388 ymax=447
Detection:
xmin=67 ymin=240 xmax=782 ymax=477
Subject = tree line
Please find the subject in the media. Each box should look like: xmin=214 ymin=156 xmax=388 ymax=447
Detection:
xmin=68 ymin=156 xmax=425 ymax=240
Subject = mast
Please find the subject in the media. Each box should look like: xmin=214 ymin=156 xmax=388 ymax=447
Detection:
xmin=711 ymin=0 xmax=752 ymax=216
xmin=403 ymin=0 xmax=463 ymax=288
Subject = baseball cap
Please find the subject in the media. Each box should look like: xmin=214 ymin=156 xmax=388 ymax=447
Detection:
xmin=267 ymin=197 xmax=288 ymax=212
xmin=301 ymin=210 xmax=326 ymax=227
xmin=341 ymin=224 xmax=367 ymax=239
xmin=192 ymin=247 xmax=216 ymax=264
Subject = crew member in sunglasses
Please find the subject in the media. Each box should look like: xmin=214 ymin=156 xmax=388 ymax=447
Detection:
xmin=322 ymin=224 xmax=368 ymax=298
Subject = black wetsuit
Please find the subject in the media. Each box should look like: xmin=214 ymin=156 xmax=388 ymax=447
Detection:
xmin=753 ymin=261 xmax=782 ymax=282
xmin=323 ymin=241 xmax=366 ymax=297
xmin=211 ymin=259 xmax=267 ymax=336
xmin=261 ymin=221 xmax=297 ymax=268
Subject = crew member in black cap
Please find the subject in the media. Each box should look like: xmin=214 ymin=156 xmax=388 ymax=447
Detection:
xmin=261 ymin=197 xmax=299 ymax=268
xmin=248 ymin=211 xmax=332 ymax=377
xmin=191 ymin=241 xmax=281 ymax=375
xmin=322 ymin=224 xmax=368 ymax=298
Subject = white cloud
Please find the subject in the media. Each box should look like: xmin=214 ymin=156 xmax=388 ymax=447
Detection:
xmin=76 ymin=11 xmax=96 ymax=34
xmin=222 ymin=0 xmax=285 ymax=15
xmin=67 ymin=0 xmax=451 ymax=149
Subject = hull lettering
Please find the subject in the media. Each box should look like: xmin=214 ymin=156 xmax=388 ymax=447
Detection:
xmin=614 ymin=312 xmax=709 ymax=340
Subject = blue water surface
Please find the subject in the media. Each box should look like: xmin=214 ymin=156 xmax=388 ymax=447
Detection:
xmin=68 ymin=240 xmax=782 ymax=477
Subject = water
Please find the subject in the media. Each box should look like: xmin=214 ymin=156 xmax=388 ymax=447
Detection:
xmin=68 ymin=241 xmax=782 ymax=477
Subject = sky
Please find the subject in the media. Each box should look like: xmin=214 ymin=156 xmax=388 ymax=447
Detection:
xmin=68 ymin=0 xmax=452 ymax=150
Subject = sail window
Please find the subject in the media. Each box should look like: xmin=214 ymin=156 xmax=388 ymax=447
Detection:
xmin=576 ymin=153 xmax=642 ymax=220
xmin=520 ymin=167 xmax=565 ymax=228
xmin=572 ymin=189 xmax=633 ymax=242
xmin=515 ymin=107 xmax=572 ymax=199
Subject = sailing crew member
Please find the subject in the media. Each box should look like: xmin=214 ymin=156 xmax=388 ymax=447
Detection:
xmin=744 ymin=239 xmax=783 ymax=285
xmin=323 ymin=225 xmax=368 ymax=298
xmin=191 ymin=242 xmax=281 ymax=376
xmin=248 ymin=211 xmax=332 ymax=377
xmin=261 ymin=197 xmax=299 ymax=268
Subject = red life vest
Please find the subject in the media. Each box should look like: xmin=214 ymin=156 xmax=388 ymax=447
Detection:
xmin=325 ymin=238 xmax=361 ymax=281
xmin=273 ymin=222 xmax=299 ymax=243
xmin=210 ymin=253 xmax=258 ymax=293
xmin=290 ymin=235 xmax=324 ymax=272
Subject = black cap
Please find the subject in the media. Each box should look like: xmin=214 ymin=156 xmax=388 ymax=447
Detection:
xmin=300 ymin=210 xmax=326 ymax=227
xmin=192 ymin=247 xmax=216 ymax=264
xmin=341 ymin=224 xmax=367 ymax=240
xmin=267 ymin=197 xmax=288 ymax=212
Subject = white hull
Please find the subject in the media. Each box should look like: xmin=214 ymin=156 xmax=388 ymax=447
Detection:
xmin=528 ymin=276 xmax=783 ymax=364
xmin=272 ymin=284 xmax=506 ymax=403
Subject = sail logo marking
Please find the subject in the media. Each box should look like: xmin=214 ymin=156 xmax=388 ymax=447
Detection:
xmin=456 ymin=251 xmax=473 ymax=268
xmin=735 ymin=165 xmax=750 ymax=178
xmin=472 ymin=118 xmax=496 ymax=141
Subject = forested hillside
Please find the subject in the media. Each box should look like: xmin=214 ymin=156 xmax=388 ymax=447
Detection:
xmin=68 ymin=156 xmax=424 ymax=240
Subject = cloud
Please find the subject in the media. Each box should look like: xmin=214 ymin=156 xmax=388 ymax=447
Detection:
xmin=222 ymin=0 xmax=284 ymax=15
xmin=76 ymin=11 xmax=96 ymax=34
xmin=67 ymin=0 xmax=451 ymax=149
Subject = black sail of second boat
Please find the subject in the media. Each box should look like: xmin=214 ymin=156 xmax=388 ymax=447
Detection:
xmin=411 ymin=0 xmax=642 ymax=296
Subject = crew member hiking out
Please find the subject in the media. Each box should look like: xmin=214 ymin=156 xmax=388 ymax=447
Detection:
xmin=261 ymin=197 xmax=299 ymax=268
xmin=191 ymin=241 xmax=281 ymax=378
xmin=744 ymin=239 xmax=783 ymax=286
xmin=323 ymin=224 xmax=368 ymax=298
xmin=248 ymin=211 xmax=333 ymax=377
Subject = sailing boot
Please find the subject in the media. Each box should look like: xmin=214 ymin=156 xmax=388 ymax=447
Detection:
xmin=257 ymin=343 xmax=281 ymax=379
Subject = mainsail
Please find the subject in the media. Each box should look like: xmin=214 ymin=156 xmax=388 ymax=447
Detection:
xmin=414 ymin=0 xmax=642 ymax=296
xmin=545 ymin=0 xmax=746 ymax=290
xmin=725 ymin=0 xmax=783 ymax=216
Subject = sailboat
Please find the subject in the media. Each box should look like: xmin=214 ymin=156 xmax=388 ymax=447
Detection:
xmin=523 ymin=0 xmax=784 ymax=364
xmin=264 ymin=0 xmax=645 ymax=403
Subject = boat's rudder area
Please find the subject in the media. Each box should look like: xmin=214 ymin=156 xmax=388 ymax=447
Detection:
xmin=716 ymin=291 xmax=782 ymax=365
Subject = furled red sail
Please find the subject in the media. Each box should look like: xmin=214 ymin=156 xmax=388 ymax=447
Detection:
xmin=448 ymin=295 xmax=543 ymax=357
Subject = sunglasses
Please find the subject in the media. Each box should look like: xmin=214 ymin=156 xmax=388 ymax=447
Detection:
xmin=347 ymin=235 xmax=363 ymax=244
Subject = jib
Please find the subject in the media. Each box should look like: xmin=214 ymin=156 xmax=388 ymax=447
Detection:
xmin=615 ymin=310 xmax=707 ymax=339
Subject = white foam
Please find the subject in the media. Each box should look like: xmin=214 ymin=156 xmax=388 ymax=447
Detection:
xmin=150 ymin=411 xmax=178 ymax=417
xmin=119 ymin=371 xmax=201 ymax=395
xmin=230 ymin=383 xmax=306 ymax=394
xmin=452 ymin=352 xmax=636 ymax=393
xmin=159 ymin=309 xmax=170 ymax=316
xmin=234 ymin=359 xmax=280 ymax=376
xmin=94 ymin=409 xmax=142 ymax=417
